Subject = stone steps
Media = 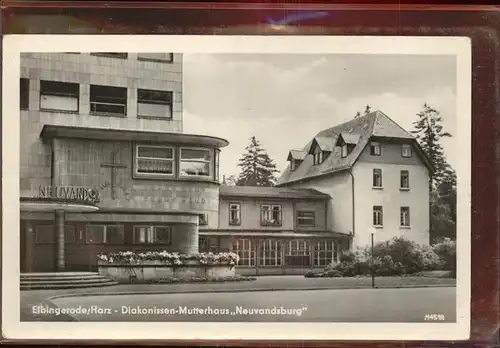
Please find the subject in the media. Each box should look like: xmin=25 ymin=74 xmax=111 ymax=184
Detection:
xmin=20 ymin=272 xmax=118 ymax=290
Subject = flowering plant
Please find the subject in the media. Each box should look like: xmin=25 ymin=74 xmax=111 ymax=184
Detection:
xmin=97 ymin=250 xmax=240 ymax=266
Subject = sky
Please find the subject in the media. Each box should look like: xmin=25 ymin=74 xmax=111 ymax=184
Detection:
xmin=182 ymin=54 xmax=457 ymax=180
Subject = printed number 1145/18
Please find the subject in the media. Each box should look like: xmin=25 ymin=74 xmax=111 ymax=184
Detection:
xmin=424 ymin=314 xmax=446 ymax=321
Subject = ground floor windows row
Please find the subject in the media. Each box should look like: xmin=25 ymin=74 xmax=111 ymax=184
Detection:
xmin=32 ymin=223 xmax=172 ymax=245
xmin=206 ymin=238 xmax=343 ymax=267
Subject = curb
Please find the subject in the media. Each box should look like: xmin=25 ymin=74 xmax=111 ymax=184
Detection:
xmin=45 ymin=284 xmax=456 ymax=301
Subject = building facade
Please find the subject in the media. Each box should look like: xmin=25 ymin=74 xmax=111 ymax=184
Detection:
xmin=19 ymin=53 xmax=430 ymax=275
xmin=19 ymin=52 xmax=227 ymax=272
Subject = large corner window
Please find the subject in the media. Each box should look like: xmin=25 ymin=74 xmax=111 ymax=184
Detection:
xmin=229 ymin=203 xmax=241 ymax=225
xmin=20 ymin=78 xmax=30 ymax=110
xmin=133 ymin=225 xmax=171 ymax=244
xmin=137 ymin=53 xmax=174 ymax=63
xmin=313 ymin=240 xmax=337 ymax=266
xmin=91 ymin=52 xmax=128 ymax=59
xmin=40 ymin=80 xmax=79 ymax=112
xmin=137 ymin=89 xmax=173 ymax=119
xmin=85 ymin=225 xmax=124 ymax=244
xmin=179 ymin=148 xmax=213 ymax=178
xmin=90 ymin=84 xmax=127 ymax=116
xmin=135 ymin=145 xmax=175 ymax=176
xmin=260 ymin=204 xmax=282 ymax=226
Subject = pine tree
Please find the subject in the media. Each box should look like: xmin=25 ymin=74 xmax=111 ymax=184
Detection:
xmin=236 ymin=136 xmax=279 ymax=187
xmin=411 ymin=103 xmax=453 ymax=190
xmin=411 ymin=103 xmax=456 ymax=241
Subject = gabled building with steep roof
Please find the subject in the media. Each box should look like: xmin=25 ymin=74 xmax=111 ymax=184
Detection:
xmin=277 ymin=110 xmax=432 ymax=248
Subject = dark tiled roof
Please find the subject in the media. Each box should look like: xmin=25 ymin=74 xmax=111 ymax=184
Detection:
xmin=277 ymin=110 xmax=420 ymax=186
xmin=219 ymin=185 xmax=330 ymax=200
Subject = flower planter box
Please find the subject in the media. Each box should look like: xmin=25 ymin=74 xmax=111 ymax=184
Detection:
xmin=96 ymin=251 xmax=239 ymax=284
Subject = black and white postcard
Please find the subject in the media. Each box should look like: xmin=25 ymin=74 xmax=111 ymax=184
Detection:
xmin=2 ymin=35 xmax=471 ymax=341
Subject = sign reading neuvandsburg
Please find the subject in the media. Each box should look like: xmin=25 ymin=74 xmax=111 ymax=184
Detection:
xmin=38 ymin=185 xmax=101 ymax=204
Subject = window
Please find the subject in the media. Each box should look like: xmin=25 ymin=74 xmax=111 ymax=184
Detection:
xmin=215 ymin=150 xmax=220 ymax=181
xmin=285 ymin=240 xmax=310 ymax=266
xmin=400 ymin=207 xmax=411 ymax=227
xmin=260 ymin=204 xmax=282 ymax=226
xmin=297 ymin=211 xmax=315 ymax=227
xmin=341 ymin=144 xmax=348 ymax=158
xmin=232 ymin=239 xmax=256 ymax=266
xmin=90 ymin=84 xmax=127 ymax=116
xmin=229 ymin=203 xmax=241 ymax=225
xmin=199 ymin=236 xmax=220 ymax=253
xmin=373 ymin=169 xmax=383 ymax=188
xmin=135 ymin=145 xmax=175 ymax=176
xmin=313 ymin=152 xmax=323 ymax=165
xmin=373 ymin=206 xmax=383 ymax=226
xmin=400 ymin=170 xmax=410 ymax=189
xmin=35 ymin=225 xmax=55 ymax=244
xmin=137 ymin=89 xmax=173 ymax=119
xmin=20 ymin=78 xmax=29 ymax=110
xmin=290 ymin=160 xmax=296 ymax=171
xmin=314 ymin=240 xmax=337 ymax=266
xmin=199 ymin=213 xmax=208 ymax=226
xmin=370 ymin=142 xmax=381 ymax=156
xmin=180 ymin=148 xmax=212 ymax=178
xmin=85 ymin=225 xmax=125 ymax=244
xmin=402 ymin=144 xmax=412 ymax=157
xmin=133 ymin=226 xmax=171 ymax=244
xmin=258 ymin=239 xmax=282 ymax=266
xmin=137 ymin=53 xmax=174 ymax=63
xmin=91 ymin=52 xmax=128 ymax=59
xmin=40 ymin=80 xmax=79 ymax=112
xmin=35 ymin=225 xmax=76 ymax=243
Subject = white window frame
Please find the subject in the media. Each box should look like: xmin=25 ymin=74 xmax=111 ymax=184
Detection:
xmin=232 ymin=239 xmax=256 ymax=266
xmin=400 ymin=170 xmax=410 ymax=190
xmin=179 ymin=147 xmax=213 ymax=179
xmin=400 ymin=207 xmax=411 ymax=227
xmin=39 ymin=80 xmax=79 ymax=113
xmin=260 ymin=204 xmax=282 ymax=226
xmin=137 ymin=88 xmax=173 ymax=119
xmin=135 ymin=144 xmax=175 ymax=177
xmin=341 ymin=144 xmax=348 ymax=158
xmin=297 ymin=211 xmax=316 ymax=227
xmin=258 ymin=239 xmax=282 ymax=267
xmin=373 ymin=206 xmax=383 ymax=227
xmin=133 ymin=225 xmax=172 ymax=244
xmin=402 ymin=144 xmax=412 ymax=158
xmin=313 ymin=151 xmax=323 ymax=165
xmin=313 ymin=240 xmax=336 ymax=266
xmin=89 ymin=84 xmax=127 ymax=116
xmin=229 ymin=203 xmax=241 ymax=225
xmin=373 ymin=168 xmax=383 ymax=188
xmin=370 ymin=142 xmax=381 ymax=156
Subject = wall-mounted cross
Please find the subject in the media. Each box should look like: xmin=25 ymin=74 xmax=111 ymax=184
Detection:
xmin=101 ymin=152 xmax=127 ymax=200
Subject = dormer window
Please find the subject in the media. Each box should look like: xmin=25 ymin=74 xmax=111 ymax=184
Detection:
xmin=287 ymin=150 xmax=306 ymax=172
xmin=370 ymin=142 xmax=381 ymax=156
xmin=313 ymin=152 xmax=323 ymax=165
xmin=341 ymin=145 xmax=348 ymax=158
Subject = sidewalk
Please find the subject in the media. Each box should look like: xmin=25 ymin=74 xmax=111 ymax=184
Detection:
xmin=21 ymin=275 xmax=456 ymax=321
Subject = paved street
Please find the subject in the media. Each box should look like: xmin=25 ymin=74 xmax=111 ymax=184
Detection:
xmin=41 ymin=287 xmax=455 ymax=322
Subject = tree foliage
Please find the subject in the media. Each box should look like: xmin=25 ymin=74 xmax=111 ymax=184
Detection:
xmin=236 ymin=136 xmax=279 ymax=187
xmin=411 ymin=103 xmax=457 ymax=242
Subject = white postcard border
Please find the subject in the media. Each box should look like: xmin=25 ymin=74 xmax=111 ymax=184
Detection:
xmin=2 ymin=35 xmax=471 ymax=341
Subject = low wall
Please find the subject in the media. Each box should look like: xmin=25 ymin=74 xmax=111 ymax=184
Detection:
xmin=98 ymin=260 xmax=235 ymax=283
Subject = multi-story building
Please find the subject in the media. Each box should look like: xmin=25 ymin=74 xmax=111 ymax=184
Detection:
xmin=19 ymin=52 xmax=228 ymax=273
xmin=19 ymin=53 xmax=430 ymax=276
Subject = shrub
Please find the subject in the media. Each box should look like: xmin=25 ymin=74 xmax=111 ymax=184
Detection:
xmin=432 ymin=238 xmax=456 ymax=277
xmin=304 ymin=270 xmax=323 ymax=278
xmin=324 ymin=269 xmax=343 ymax=278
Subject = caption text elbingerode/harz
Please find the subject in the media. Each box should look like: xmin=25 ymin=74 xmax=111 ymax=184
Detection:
xmin=32 ymin=305 xmax=309 ymax=317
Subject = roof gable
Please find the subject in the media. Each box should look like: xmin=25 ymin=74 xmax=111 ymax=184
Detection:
xmin=287 ymin=150 xmax=307 ymax=161
xmin=277 ymin=110 xmax=422 ymax=186
xmin=308 ymin=136 xmax=335 ymax=154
